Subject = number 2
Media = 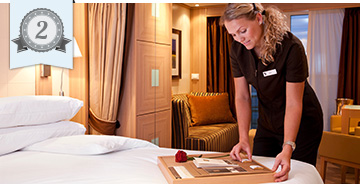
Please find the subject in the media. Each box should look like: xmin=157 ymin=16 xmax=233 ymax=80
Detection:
xmin=36 ymin=21 xmax=48 ymax=39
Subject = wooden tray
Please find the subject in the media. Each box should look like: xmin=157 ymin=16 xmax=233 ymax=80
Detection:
xmin=157 ymin=153 xmax=274 ymax=184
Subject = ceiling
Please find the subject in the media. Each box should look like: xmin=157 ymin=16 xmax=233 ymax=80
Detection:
xmin=181 ymin=3 xmax=360 ymax=12
xmin=182 ymin=3 xmax=225 ymax=8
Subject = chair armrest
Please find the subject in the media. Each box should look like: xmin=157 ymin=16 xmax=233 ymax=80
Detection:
xmin=330 ymin=115 xmax=341 ymax=132
xmin=171 ymin=94 xmax=191 ymax=149
xmin=319 ymin=131 xmax=360 ymax=164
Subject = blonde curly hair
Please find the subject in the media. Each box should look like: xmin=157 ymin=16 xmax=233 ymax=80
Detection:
xmin=220 ymin=3 xmax=289 ymax=65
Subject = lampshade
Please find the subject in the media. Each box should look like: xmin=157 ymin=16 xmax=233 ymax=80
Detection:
xmin=73 ymin=37 xmax=82 ymax=58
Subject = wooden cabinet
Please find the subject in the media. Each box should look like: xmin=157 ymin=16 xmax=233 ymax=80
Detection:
xmin=135 ymin=3 xmax=172 ymax=45
xmin=136 ymin=111 xmax=171 ymax=147
xmin=136 ymin=41 xmax=171 ymax=115
xmin=117 ymin=3 xmax=172 ymax=148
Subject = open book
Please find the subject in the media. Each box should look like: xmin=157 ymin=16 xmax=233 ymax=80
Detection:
xmin=193 ymin=157 xmax=238 ymax=168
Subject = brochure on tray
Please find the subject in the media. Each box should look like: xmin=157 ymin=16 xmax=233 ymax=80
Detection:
xmin=193 ymin=157 xmax=238 ymax=168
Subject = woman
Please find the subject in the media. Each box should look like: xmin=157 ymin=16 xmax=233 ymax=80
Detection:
xmin=221 ymin=3 xmax=323 ymax=182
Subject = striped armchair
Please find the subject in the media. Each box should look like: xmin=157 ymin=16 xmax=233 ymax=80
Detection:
xmin=172 ymin=92 xmax=239 ymax=152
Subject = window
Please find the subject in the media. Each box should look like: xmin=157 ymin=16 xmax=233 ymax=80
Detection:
xmin=250 ymin=85 xmax=258 ymax=129
xmin=284 ymin=11 xmax=309 ymax=52
xmin=290 ymin=14 xmax=309 ymax=52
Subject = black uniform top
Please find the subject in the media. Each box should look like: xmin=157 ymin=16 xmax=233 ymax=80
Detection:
xmin=230 ymin=32 xmax=323 ymax=134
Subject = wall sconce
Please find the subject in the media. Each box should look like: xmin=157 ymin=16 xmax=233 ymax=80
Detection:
xmin=59 ymin=37 xmax=82 ymax=96
xmin=40 ymin=64 xmax=51 ymax=77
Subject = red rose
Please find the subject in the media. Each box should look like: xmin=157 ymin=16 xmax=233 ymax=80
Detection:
xmin=175 ymin=150 xmax=188 ymax=162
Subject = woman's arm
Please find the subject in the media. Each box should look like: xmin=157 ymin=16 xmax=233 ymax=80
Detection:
xmin=272 ymin=81 xmax=304 ymax=182
xmin=235 ymin=77 xmax=252 ymax=143
xmin=230 ymin=77 xmax=252 ymax=161
xmin=282 ymin=41 xmax=307 ymax=144
xmin=284 ymin=81 xmax=304 ymax=150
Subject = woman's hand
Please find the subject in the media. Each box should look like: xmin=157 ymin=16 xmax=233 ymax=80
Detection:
xmin=230 ymin=141 xmax=252 ymax=162
xmin=272 ymin=146 xmax=292 ymax=182
xmin=273 ymin=81 xmax=304 ymax=182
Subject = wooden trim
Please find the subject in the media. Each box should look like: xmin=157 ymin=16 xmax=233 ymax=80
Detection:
xmin=172 ymin=28 xmax=182 ymax=79
xmin=206 ymin=6 xmax=225 ymax=17
xmin=321 ymin=156 xmax=360 ymax=169
xmin=190 ymin=3 xmax=360 ymax=17
xmin=158 ymin=154 xmax=275 ymax=184
xmin=176 ymin=3 xmax=191 ymax=9
xmin=319 ymin=156 xmax=327 ymax=182
xmin=341 ymin=166 xmax=347 ymax=183
xmin=184 ymin=3 xmax=227 ymax=10
xmin=320 ymin=155 xmax=360 ymax=183
xmin=70 ymin=3 xmax=89 ymax=130
xmin=187 ymin=3 xmax=360 ymax=14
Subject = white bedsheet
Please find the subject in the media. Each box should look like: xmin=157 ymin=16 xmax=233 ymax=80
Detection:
xmin=0 ymin=136 xmax=322 ymax=184
xmin=0 ymin=147 xmax=323 ymax=184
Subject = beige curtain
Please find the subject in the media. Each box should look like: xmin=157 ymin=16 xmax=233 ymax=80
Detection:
xmin=88 ymin=3 xmax=127 ymax=135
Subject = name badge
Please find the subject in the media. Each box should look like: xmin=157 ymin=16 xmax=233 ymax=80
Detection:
xmin=263 ymin=69 xmax=277 ymax=77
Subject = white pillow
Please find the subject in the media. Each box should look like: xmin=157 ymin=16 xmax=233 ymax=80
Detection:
xmin=0 ymin=121 xmax=86 ymax=156
xmin=0 ymin=96 xmax=83 ymax=128
xmin=23 ymin=135 xmax=159 ymax=155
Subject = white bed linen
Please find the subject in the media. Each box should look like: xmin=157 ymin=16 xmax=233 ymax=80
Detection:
xmin=0 ymin=121 xmax=86 ymax=156
xmin=0 ymin=147 xmax=323 ymax=184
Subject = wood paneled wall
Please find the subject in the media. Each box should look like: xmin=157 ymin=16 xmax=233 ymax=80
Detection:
xmin=70 ymin=3 xmax=89 ymax=130
xmin=35 ymin=65 xmax=52 ymax=95
xmin=190 ymin=8 xmax=207 ymax=92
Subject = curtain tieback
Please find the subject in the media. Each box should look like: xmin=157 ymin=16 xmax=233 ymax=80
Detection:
xmin=89 ymin=108 xmax=117 ymax=124
xmin=89 ymin=108 xmax=117 ymax=135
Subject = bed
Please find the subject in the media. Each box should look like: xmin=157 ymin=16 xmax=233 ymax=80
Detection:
xmin=0 ymin=96 xmax=324 ymax=184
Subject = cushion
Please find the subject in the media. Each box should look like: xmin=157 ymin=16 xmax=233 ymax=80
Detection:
xmin=0 ymin=121 xmax=86 ymax=156
xmin=23 ymin=135 xmax=159 ymax=155
xmin=187 ymin=93 xmax=236 ymax=126
xmin=0 ymin=96 xmax=83 ymax=128
xmin=190 ymin=91 xmax=221 ymax=96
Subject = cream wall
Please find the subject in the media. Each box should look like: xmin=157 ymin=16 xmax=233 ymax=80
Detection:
xmin=0 ymin=4 xmax=35 ymax=97
xmin=51 ymin=67 xmax=70 ymax=96
xmin=171 ymin=4 xmax=191 ymax=95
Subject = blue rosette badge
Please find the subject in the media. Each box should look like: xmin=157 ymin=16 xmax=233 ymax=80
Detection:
xmin=12 ymin=8 xmax=71 ymax=53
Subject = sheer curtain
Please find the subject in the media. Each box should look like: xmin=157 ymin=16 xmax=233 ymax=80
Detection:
xmin=307 ymin=9 xmax=344 ymax=131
